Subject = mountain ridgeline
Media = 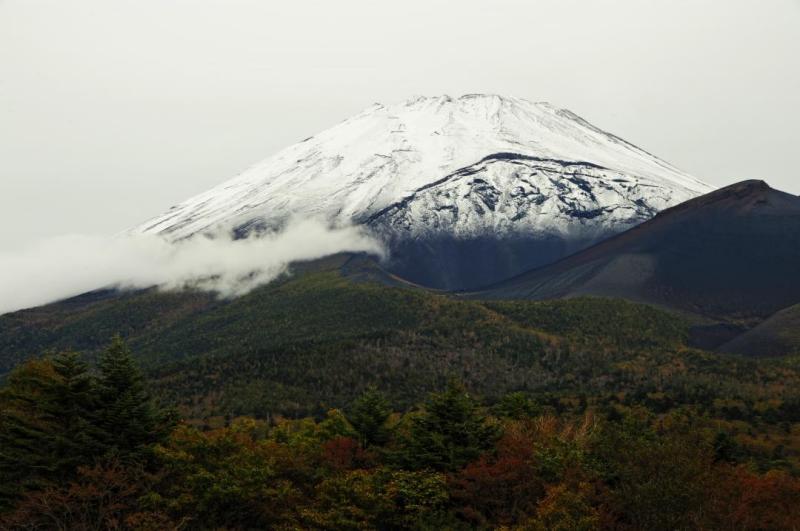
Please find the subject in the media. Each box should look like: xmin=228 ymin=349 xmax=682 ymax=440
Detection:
xmin=475 ymin=180 xmax=800 ymax=322
xmin=133 ymin=94 xmax=711 ymax=290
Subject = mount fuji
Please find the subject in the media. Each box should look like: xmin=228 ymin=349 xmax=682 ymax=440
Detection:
xmin=134 ymin=94 xmax=712 ymax=289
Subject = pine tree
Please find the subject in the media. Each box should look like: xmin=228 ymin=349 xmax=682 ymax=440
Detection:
xmin=348 ymin=386 xmax=391 ymax=447
xmin=96 ymin=336 xmax=169 ymax=460
xmin=0 ymin=352 xmax=100 ymax=508
xmin=50 ymin=351 xmax=103 ymax=479
xmin=0 ymin=358 xmax=60 ymax=507
xmin=402 ymin=381 xmax=501 ymax=471
xmin=493 ymin=391 xmax=541 ymax=420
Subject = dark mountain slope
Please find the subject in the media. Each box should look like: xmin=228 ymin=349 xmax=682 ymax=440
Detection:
xmin=0 ymin=255 xmax=718 ymax=417
xmin=0 ymin=253 xmax=413 ymax=374
xmin=719 ymin=303 xmax=800 ymax=357
xmin=3 ymin=249 xmax=800 ymax=421
xmin=475 ymin=180 xmax=800 ymax=321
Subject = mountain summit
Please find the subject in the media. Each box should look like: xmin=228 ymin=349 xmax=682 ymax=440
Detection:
xmin=134 ymin=94 xmax=712 ymax=289
xmin=477 ymin=179 xmax=800 ymax=321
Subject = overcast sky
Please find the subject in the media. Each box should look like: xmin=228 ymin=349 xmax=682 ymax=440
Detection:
xmin=1 ymin=0 xmax=798 ymax=249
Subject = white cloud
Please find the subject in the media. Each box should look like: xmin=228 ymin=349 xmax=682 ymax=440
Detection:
xmin=0 ymin=219 xmax=384 ymax=315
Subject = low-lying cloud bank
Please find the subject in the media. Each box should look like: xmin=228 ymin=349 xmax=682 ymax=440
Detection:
xmin=0 ymin=219 xmax=384 ymax=315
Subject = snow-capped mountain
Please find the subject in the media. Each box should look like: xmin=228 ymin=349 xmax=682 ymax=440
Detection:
xmin=134 ymin=94 xmax=712 ymax=289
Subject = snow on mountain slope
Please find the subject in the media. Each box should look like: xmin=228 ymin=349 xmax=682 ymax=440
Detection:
xmin=368 ymin=154 xmax=674 ymax=241
xmin=134 ymin=94 xmax=711 ymax=241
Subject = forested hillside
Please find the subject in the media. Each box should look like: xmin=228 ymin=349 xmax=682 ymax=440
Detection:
xmin=2 ymin=261 xmax=800 ymax=528
xmin=2 ymin=262 xmax=799 ymax=425
xmin=2 ymin=342 xmax=799 ymax=529
xmin=3 ymin=261 xmax=800 ymax=528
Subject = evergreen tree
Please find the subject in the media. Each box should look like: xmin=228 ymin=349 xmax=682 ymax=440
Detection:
xmin=402 ymin=382 xmax=500 ymax=471
xmin=0 ymin=358 xmax=59 ymax=508
xmin=713 ymin=430 xmax=742 ymax=464
xmin=0 ymin=352 xmax=99 ymax=508
xmin=493 ymin=391 xmax=541 ymax=420
xmin=49 ymin=351 xmax=104 ymax=478
xmin=96 ymin=336 xmax=169 ymax=460
xmin=348 ymin=386 xmax=391 ymax=447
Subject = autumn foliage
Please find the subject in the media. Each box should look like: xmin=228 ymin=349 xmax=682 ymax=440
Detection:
xmin=1 ymin=345 xmax=800 ymax=529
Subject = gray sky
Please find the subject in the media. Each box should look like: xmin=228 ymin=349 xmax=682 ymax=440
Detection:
xmin=1 ymin=0 xmax=798 ymax=249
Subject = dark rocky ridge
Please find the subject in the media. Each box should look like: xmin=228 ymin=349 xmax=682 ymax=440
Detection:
xmin=474 ymin=180 xmax=800 ymax=322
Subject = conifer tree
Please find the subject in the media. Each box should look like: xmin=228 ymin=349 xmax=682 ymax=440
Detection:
xmin=0 ymin=352 xmax=99 ymax=508
xmin=402 ymin=381 xmax=500 ymax=471
xmin=50 ymin=351 xmax=103 ymax=478
xmin=96 ymin=336 xmax=168 ymax=460
xmin=348 ymin=386 xmax=391 ymax=447
xmin=0 ymin=358 xmax=60 ymax=507
xmin=493 ymin=391 xmax=541 ymax=420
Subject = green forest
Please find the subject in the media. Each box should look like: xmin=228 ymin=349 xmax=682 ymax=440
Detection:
xmin=1 ymin=341 xmax=799 ymax=529
xmin=2 ymin=271 xmax=800 ymax=529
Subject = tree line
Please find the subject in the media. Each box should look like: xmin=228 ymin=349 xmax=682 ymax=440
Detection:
xmin=1 ymin=340 xmax=799 ymax=529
